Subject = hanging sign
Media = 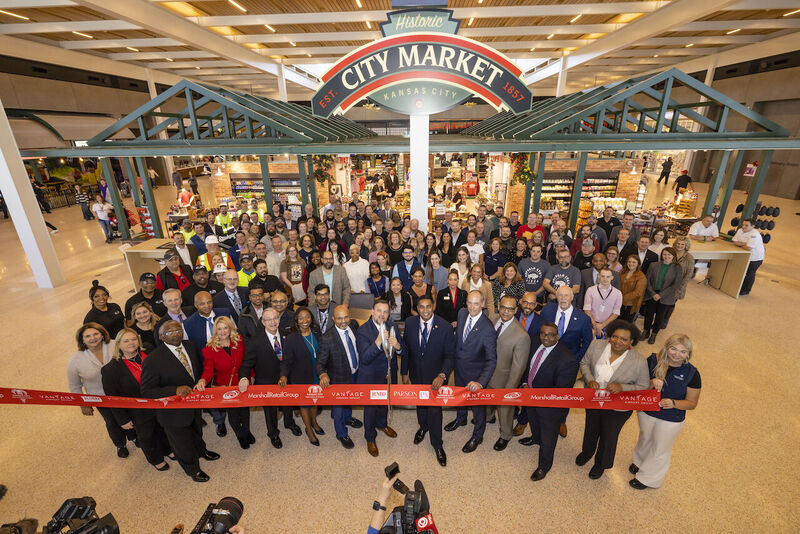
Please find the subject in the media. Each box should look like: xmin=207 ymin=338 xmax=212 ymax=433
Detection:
xmin=312 ymin=8 xmax=533 ymax=118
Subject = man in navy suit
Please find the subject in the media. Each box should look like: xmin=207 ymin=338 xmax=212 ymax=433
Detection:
xmin=402 ymin=296 xmax=455 ymax=467
xmin=520 ymin=322 xmax=579 ymax=481
xmin=442 ymin=290 xmax=497 ymax=453
xmin=212 ymin=269 xmax=249 ymax=323
xmin=356 ymin=300 xmax=404 ymax=457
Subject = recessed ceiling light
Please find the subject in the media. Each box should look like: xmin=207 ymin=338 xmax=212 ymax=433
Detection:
xmin=570 ymin=14 xmax=582 ymax=24
xmin=195 ymin=66 xmax=201 ymax=69
xmin=0 ymin=9 xmax=29 ymax=20
xmin=478 ymin=0 xmax=483 ymax=3
xmin=685 ymin=43 xmax=694 ymax=48
xmin=546 ymin=34 xmax=555 ymax=40
xmin=783 ymin=9 xmax=800 ymax=16
xmin=366 ymin=20 xmax=371 ymax=29
xmin=228 ymin=0 xmax=247 ymax=13
xmin=126 ymin=46 xmax=139 ymax=52
xmin=289 ymin=41 xmax=296 ymax=46
xmin=355 ymin=0 xmax=362 ymax=8
xmin=530 ymin=47 xmax=536 ymax=51
xmin=726 ymin=28 xmax=741 ymax=34
xmin=307 ymin=52 xmax=312 ymax=57
xmin=265 ymin=24 xmax=276 ymax=32
xmin=72 ymin=31 xmax=93 ymax=39
xmin=468 ymin=17 xmax=474 ymax=26
xmin=166 ymin=58 xmax=174 ymax=62
xmin=653 ymin=54 xmax=659 ymax=57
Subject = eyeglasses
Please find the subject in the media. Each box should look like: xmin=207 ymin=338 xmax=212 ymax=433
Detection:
xmin=499 ymin=305 xmax=516 ymax=311
xmin=272 ymin=299 xmax=288 ymax=304
xmin=164 ymin=329 xmax=183 ymax=335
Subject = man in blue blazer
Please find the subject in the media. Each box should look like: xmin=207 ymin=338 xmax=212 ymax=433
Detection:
xmin=442 ymin=290 xmax=497 ymax=453
xmin=402 ymin=296 xmax=455 ymax=467
xmin=356 ymin=299 xmax=405 ymax=457
xmin=183 ymin=291 xmax=231 ymax=349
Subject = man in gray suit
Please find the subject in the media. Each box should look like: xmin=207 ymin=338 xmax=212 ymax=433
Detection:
xmin=308 ymin=250 xmax=351 ymax=307
xmin=488 ymin=296 xmax=531 ymax=451
xmin=307 ymin=283 xmax=339 ymax=334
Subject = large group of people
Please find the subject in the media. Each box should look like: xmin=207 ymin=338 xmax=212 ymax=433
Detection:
xmin=70 ymin=191 xmax=704 ymax=490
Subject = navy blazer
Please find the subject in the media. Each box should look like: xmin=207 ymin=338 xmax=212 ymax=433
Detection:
xmin=183 ymin=308 xmax=231 ymax=349
xmin=516 ymin=310 xmax=545 ymax=344
xmin=540 ymin=303 xmax=593 ymax=361
xmin=355 ymin=318 xmax=405 ymax=384
xmin=212 ymin=287 xmax=249 ymax=323
xmin=442 ymin=308 xmax=497 ymax=386
xmin=523 ymin=341 xmax=579 ymax=419
xmin=401 ymin=315 xmax=455 ymax=384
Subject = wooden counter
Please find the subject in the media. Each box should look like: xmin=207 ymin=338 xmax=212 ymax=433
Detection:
xmin=688 ymin=239 xmax=752 ymax=298
xmin=123 ymin=238 xmax=174 ymax=288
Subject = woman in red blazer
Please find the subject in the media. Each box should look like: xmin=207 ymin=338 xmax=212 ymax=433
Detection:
xmin=198 ymin=316 xmax=254 ymax=450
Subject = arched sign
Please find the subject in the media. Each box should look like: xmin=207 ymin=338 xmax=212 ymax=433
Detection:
xmin=311 ymin=9 xmax=532 ymax=117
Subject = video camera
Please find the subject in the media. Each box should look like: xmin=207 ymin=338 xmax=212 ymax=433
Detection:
xmin=181 ymin=497 xmax=243 ymax=534
xmin=0 ymin=496 xmax=118 ymax=534
xmin=379 ymin=463 xmax=436 ymax=534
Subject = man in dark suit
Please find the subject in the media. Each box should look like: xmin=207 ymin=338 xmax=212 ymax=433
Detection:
xmin=631 ymin=235 xmax=659 ymax=275
xmin=578 ymin=254 xmax=621 ymax=308
xmin=519 ymin=322 xmax=579 ymax=481
xmin=237 ymin=308 xmax=285 ymax=449
xmin=451 ymin=220 xmax=468 ymax=248
xmin=317 ymin=305 xmax=363 ymax=450
xmin=140 ymin=320 xmax=220 ymax=482
xmin=212 ymin=269 xmax=249 ymax=323
xmin=356 ymin=300 xmax=404 ymax=457
xmin=402 ymin=296 xmax=454 ymax=466
xmin=607 ymin=226 xmax=637 ymax=262
xmin=442 ymin=290 xmax=498 ymax=453
xmin=237 ymin=286 xmax=267 ymax=343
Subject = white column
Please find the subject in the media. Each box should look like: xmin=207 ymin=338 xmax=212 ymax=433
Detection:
xmin=145 ymin=68 xmax=174 ymax=178
xmin=556 ymin=56 xmax=568 ymax=97
xmin=409 ymin=114 xmax=429 ymax=231
xmin=0 ymin=98 xmax=65 ymax=288
xmin=278 ymin=63 xmax=288 ymax=102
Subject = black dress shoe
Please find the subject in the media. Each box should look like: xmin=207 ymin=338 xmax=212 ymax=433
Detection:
xmin=345 ymin=417 xmax=363 ymax=428
xmin=337 ymin=435 xmax=355 ymax=449
xmin=588 ymin=466 xmax=604 ymax=479
xmin=116 ymin=446 xmax=129 ymax=458
xmin=413 ymin=428 xmax=427 ymax=445
xmin=444 ymin=419 xmax=467 ymax=432
xmin=648 ymin=332 xmax=657 ymax=345
xmin=247 ymin=432 xmax=256 ymax=444
xmin=519 ymin=436 xmax=537 ymax=446
xmin=493 ymin=438 xmax=509 ymax=451
xmin=154 ymin=462 xmax=170 ymax=471
xmin=200 ymin=418 xmax=207 ymax=427
xmin=270 ymin=436 xmax=283 ymax=449
xmin=237 ymin=436 xmax=250 ymax=450
xmin=629 ymin=463 xmax=639 ymax=474
xmin=286 ymin=423 xmax=302 ymax=436
xmin=530 ymin=468 xmax=548 ymax=481
xmin=575 ymin=452 xmax=591 ymax=466
xmin=191 ymin=470 xmax=210 ymax=483
xmin=201 ymin=450 xmax=220 ymax=461
xmin=487 ymin=415 xmax=496 ymax=424
xmin=313 ymin=425 xmax=325 ymax=436
xmin=640 ymin=329 xmax=650 ymax=341
xmin=629 ymin=478 xmax=649 ymax=490
xmin=216 ymin=424 xmax=227 ymax=437
xmin=462 ymin=438 xmax=482 ymax=453
xmin=309 ymin=438 xmax=320 ymax=447
xmin=435 ymin=448 xmax=447 ymax=467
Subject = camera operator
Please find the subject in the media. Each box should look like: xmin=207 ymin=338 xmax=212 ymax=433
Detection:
xmin=367 ymin=474 xmax=399 ymax=534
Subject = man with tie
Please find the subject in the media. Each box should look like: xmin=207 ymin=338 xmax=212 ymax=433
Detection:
xmin=141 ymin=320 xmax=220 ymax=483
xmin=519 ymin=322 xmax=579 ymax=481
xmin=442 ymin=290 xmax=498 ymax=453
xmin=356 ymin=300 xmax=404 ymax=457
xmin=317 ymin=305 xmax=362 ymax=450
xmin=402 ymin=296 xmax=454 ymax=466
xmin=237 ymin=308 xmax=286 ymax=449
xmin=213 ymin=269 xmax=249 ymax=323
xmin=488 ymin=296 xmax=531 ymax=451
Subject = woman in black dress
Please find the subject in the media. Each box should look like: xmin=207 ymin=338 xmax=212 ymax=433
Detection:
xmin=435 ymin=270 xmax=467 ymax=328
xmin=438 ymin=230 xmax=455 ymax=268
xmin=386 ymin=231 xmax=405 ymax=266
xmin=382 ymin=277 xmax=412 ymax=324
xmin=407 ymin=266 xmax=437 ymax=316
xmin=129 ymin=301 xmax=159 ymax=351
xmin=376 ymin=251 xmax=393 ymax=280
xmin=279 ymin=307 xmax=325 ymax=445
xmin=510 ymin=238 xmax=529 ymax=266
xmin=84 ymin=280 xmax=125 ymax=338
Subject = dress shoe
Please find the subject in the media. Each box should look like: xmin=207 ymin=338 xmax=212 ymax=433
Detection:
xmin=530 ymin=468 xmax=548 ymax=481
xmin=367 ymin=441 xmax=379 ymax=457
xmin=629 ymin=463 xmax=639 ymax=474
xmin=588 ymin=466 xmax=604 ymax=479
xmin=444 ymin=419 xmax=467 ymax=432
xmin=116 ymin=446 xmax=129 ymax=458
xmin=629 ymin=478 xmax=649 ymax=490
xmin=237 ymin=436 xmax=250 ymax=450
xmin=287 ymin=423 xmax=302 ymax=437
xmin=270 ymin=436 xmax=283 ymax=449
xmin=309 ymin=437 xmax=320 ymax=447
xmin=345 ymin=417 xmax=363 ymax=428
xmin=413 ymin=428 xmax=427 ymax=445
xmin=378 ymin=426 xmax=397 ymax=438
xmin=166 ymin=453 xmax=176 ymax=461
xmin=216 ymin=423 xmax=227 ymax=437
xmin=559 ymin=423 xmax=568 ymax=438
xmin=648 ymin=332 xmax=657 ymax=345
xmin=493 ymin=438 xmax=509 ymax=451
xmin=201 ymin=450 xmax=220 ymax=461
xmin=133 ymin=438 xmax=141 ymax=448
xmin=435 ymin=448 xmax=447 ymax=467
xmin=575 ymin=452 xmax=592 ymax=466
xmin=519 ymin=436 xmax=537 ymax=446
xmin=191 ymin=470 xmax=210 ymax=483
xmin=247 ymin=432 xmax=256 ymax=444
xmin=337 ymin=435 xmax=355 ymax=449
xmin=512 ymin=423 xmax=527 ymax=436
xmin=487 ymin=415 xmax=496 ymax=424
xmin=200 ymin=418 xmax=207 ymax=427
xmin=313 ymin=425 xmax=325 ymax=436
xmin=154 ymin=462 xmax=170 ymax=471
xmin=462 ymin=438 xmax=482 ymax=453
xmin=640 ymin=329 xmax=651 ymax=341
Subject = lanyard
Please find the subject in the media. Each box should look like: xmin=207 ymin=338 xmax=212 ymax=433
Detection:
xmin=596 ymin=286 xmax=613 ymax=301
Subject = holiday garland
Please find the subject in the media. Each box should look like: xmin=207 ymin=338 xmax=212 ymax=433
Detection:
xmin=510 ymin=153 xmax=536 ymax=186
xmin=311 ymin=155 xmax=334 ymax=184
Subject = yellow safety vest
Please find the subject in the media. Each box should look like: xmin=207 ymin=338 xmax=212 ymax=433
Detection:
xmin=197 ymin=251 xmax=232 ymax=270
xmin=247 ymin=208 xmax=265 ymax=223
xmin=238 ymin=269 xmax=257 ymax=287
xmin=181 ymin=229 xmax=196 ymax=242
xmin=214 ymin=213 xmax=233 ymax=232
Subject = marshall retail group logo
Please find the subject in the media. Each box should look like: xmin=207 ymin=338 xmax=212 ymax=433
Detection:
xmin=306 ymin=385 xmax=324 ymax=404
xmin=11 ymin=389 xmax=31 ymax=403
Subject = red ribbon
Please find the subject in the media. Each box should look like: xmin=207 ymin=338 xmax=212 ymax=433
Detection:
xmin=0 ymin=385 xmax=659 ymax=410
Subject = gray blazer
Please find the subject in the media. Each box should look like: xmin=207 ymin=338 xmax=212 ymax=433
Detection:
xmin=609 ymin=225 xmax=641 ymax=245
xmin=488 ymin=320 xmax=531 ymax=390
xmin=644 ymin=262 xmax=682 ymax=305
xmin=307 ymin=265 xmax=351 ymax=307
xmin=580 ymin=339 xmax=649 ymax=391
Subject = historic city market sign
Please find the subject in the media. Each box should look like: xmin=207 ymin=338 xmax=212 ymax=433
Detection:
xmin=311 ymin=9 xmax=533 ymax=117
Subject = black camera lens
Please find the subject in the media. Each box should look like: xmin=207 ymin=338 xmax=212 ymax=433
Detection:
xmin=212 ymin=497 xmax=243 ymax=534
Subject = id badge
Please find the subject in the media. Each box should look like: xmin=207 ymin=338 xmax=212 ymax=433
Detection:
xmin=599 ymin=304 xmax=606 ymax=313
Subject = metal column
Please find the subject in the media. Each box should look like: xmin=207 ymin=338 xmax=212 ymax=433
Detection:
xmin=297 ymin=155 xmax=309 ymax=206
xmin=134 ymin=157 xmax=164 ymax=238
xmin=123 ymin=157 xmax=142 ymax=207
xmin=716 ymin=150 xmax=744 ymax=230
xmin=568 ymin=152 xmax=588 ymax=233
xmin=306 ymin=155 xmax=317 ymax=210
xmin=532 ymin=152 xmax=547 ymax=212
xmin=259 ymin=155 xmax=273 ymax=214
xmin=100 ymin=158 xmax=130 ymax=239
xmin=741 ymin=150 xmax=774 ymax=220
xmin=522 ymin=153 xmax=535 ymax=217
xmin=701 ymin=150 xmax=731 ymax=216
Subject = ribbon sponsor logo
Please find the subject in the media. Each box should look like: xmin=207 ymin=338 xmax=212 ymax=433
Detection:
xmin=503 ymin=391 xmax=522 ymax=400
xmin=370 ymin=390 xmax=388 ymax=400
xmin=306 ymin=385 xmax=324 ymax=404
xmin=11 ymin=389 xmax=30 ymax=403
xmin=419 ymin=390 xmax=430 ymax=400
xmin=80 ymin=396 xmax=102 ymax=403
xmin=222 ymin=390 xmax=240 ymax=401
xmin=437 ymin=386 xmax=454 ymax=404
xmin=592 ymin=389 xmax=612 ymax=407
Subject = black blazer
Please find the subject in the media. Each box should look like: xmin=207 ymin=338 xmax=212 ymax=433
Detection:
xmin=316 ymin=320 xmax=360 ymax=385
xmin=280 ymin=331 xmax=319 ymax=384
xmin=401 ymin=315 xmax=455 ymax=384
xmin=523 ymin=342 xmax=579 ymax=419
xmin=238 ymin=328 xmax=283 ymax=386
xmin=382 ymin=291 xmax=412 ymax=322
xmin=101 ymin=353 xmax=154 ymax=427
xmin=140 ymin=341 xmax=203 ymax=427
xmin=212 ymin=287 xmax=250 ymax=323
xmin=435 ymin=287 xmax=467 ymax=325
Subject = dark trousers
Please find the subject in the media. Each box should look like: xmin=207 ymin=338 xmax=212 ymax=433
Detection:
xmin=227 ymin=407 xmax=251 ymax=439
xmin=79 ymin=202 xmax=94 ymax=220
xmin=133 ymin=416 xmax=171 ymax=466
xmin=526 ymin=407 xmax=563 ymax=472
xmin=364 ymin=404 xmax=388 ymax=442
xmin=417 ymin=406 xmax=443 ymax=449
xmin=332 ymin=405 xmax=352 ymax=439
xmin=642 ymin=299 xmax=674 ymax=334
xmin=657 ymin=170 xmax=669 ymax=184
xmin=740 ymin=260 xmax=762 ymax=295
xmin=162 ymin=413 xmax=207 ymax=476
xmin=210 ymin=408 xmax=227 ymax=426
xmin=261 ymin=406 xmax=279 ymax=439
xmin=619 ymin=305 xmax=636 ymax=323
xmin=517 ymin=407 xmax=528 ymax=426
xmin=581 ymin=409 xmax=632 ymax=470
xmin=282 ymin=406 xmax=297 ymax=428
xmin=455 ymin=371 xmax=486 ymax=439
xmin=97 ymin=407 xmax=136 ymax=448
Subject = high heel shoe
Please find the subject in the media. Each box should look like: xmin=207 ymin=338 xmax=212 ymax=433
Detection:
xmin=306 ymin=428 xmax=319 ymax=446
xmin=312 ymin=425 xmax=325 ymax=436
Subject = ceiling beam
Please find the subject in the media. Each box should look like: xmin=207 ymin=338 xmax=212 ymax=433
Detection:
xmin=145 ymin=60 xmax=239 ymax=69
xmin=0 ymin=0 xmax=74 ymax=6
xmin=60 ymin=37 xmax=183 ymax=50
xmin=175 ymin=68 xmax=258 ymax=76
xmin=108 ymin=50 xmax=217 ymax=60
xmin=0 ymin=20 xmax=139 ymax=34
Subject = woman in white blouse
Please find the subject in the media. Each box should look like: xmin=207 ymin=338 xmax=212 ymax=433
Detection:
xmin=67 ymin=322 xmax=135 ymax=458
xmin=577 ymin=320 xmax=650 ymax=480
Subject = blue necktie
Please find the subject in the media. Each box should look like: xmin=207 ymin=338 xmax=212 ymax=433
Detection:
xmin=463 ymin=317 xmax=473 ymax=343
xmin=205 ymin=316 xmax=214 ymax=341
xmin=420 ymin=321 xmax=429 ymax=356
xmin=344 ymin=330 xmax=358 ymax=371
xmin=558 ymin=311 xmax=566 ymax=336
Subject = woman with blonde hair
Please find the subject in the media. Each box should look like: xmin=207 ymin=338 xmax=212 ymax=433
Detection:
xmin=461 ymin=262 xmax=493 ymax=310
xmin=386 ymin=230 xmax=405 ymax=265
xmin=630 ymin=333 xmax=701 ymax=490
xmin=605 ymin=245 xmax=623 ymax=273
xmin=197 ymin=316 xmax=254 ymax=450
xmin=129 ymin=301 xmax=159 ymax=351
xmin=102 ymin=328 xmax=172 ymax=470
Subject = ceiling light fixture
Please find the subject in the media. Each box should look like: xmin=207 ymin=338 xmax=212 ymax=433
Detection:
xmin=478 ymin=0 xmax=483 ymax=4
xmin=685 ymin=43 xmax=694 ymax=47
xmin=546 ymin=34 xmax=554 ymax=40
xmin=570 ymin=14 xmax=582 ymax=23
xmin=72 ymin=31 xmax=93 ymax=39
xmin=366 ymin=20 xmax=371 ymax=29
xmin=530 ymin=47 xmax=536 ymax=51
xmin=195 ymin=66 xmax=201 ymax=69
xmin=653 ymin=54 xmax=659 ymax=57
xmin=0 ymin=9 xmax=29 ymax=20
xmin=783 ymin=9 xmax=800 ymax=16
xmin=726 ymin=28 xmax=741 ymax=34
xmin=289 ymin=40 xmax=296 ymax=46
xmin=265 ymin=24 xmax=276 ymax=32
xmin=227 ymin=0 xmax=247 ymax=13
xmin=355 ymin=0 xmax=362 ymax=8
xmin=307 ymin=52 xmax=312 ymax=57
xmin=468 ymin=17 xmax=474 ymax=26
xmin=126 ymin=46 xmax=139 ymax=52
xmin=166 ymin=57 xmax=174 ymax=61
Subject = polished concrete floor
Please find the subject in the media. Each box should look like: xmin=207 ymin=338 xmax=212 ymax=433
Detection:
xmin=0 ymin=179 xmax=798 ymax=533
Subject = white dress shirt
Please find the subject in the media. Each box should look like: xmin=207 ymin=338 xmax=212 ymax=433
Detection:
xmin=494 ymin=318 xmax=515 ymax=337
xmin=198 ymin=311 xmax=216 ymax=341
xmin=733 ymin=228 xmax=765 ymax=262
xmin=528 ymin=343 xmax=557 ymax=380
xmin=555 ymin=305 xmax=573 ymax=332
xmin=175 ymin=245 xmax=192 ymax=266
xmin=419 ymin=317 xmax=434 ymax=345
xmin=336 ymin=326 xmax=358 ymax=374
xmin=689 ymin=220 xmax=720 ymax=238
